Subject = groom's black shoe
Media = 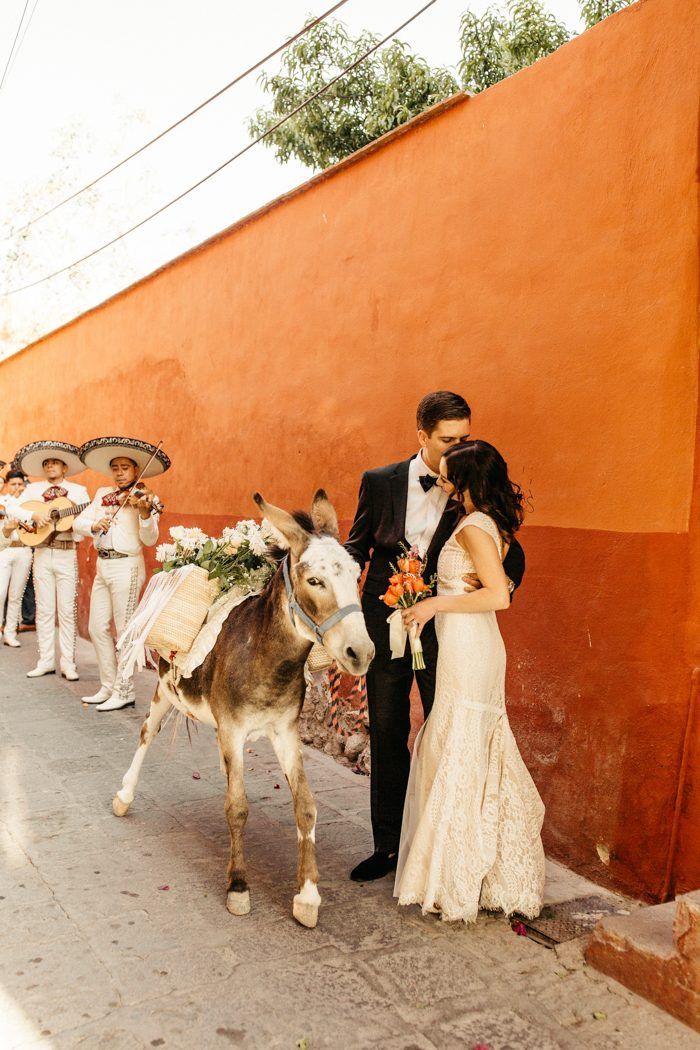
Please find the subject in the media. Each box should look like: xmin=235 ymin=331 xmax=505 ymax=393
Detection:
xmin=350 ymin=850 xmax=397 ymax=882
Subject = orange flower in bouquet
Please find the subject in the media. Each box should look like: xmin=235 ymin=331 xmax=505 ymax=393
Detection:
xmin=380 ymin=544 xmax=436 ymax=669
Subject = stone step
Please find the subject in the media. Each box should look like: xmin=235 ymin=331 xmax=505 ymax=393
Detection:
xmin=586 ymin=890 xmax=700 ymax=1033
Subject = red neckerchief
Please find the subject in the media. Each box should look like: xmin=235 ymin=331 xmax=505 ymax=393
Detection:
xmin=101 ymin=485 xmax=133 ymax=507
xmin=43 ymin=485 xmax=68 ymax=501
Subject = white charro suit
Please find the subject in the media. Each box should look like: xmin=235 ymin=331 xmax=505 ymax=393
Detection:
xmin=0 ymin=494 xmax=33 ymax=644
xmin=21 ymin=480 xmax=89 ymax=674
xmin=75 ymin=489 xmax=159 ymax=702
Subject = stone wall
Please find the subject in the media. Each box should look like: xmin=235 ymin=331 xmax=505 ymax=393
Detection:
xmin=299 ymin=673 xmax=371 ymax=775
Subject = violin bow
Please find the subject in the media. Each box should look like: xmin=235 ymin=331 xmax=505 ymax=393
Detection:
xmin=110 ymin=441 xmax=164 ymax=523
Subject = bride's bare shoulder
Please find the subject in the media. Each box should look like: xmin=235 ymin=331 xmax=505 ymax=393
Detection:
xmin=454 ymin=512 xmax=503 ymax=553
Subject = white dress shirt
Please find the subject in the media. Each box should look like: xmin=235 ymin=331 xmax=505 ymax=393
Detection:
xmin=404 ymin=452 xmax=448 ymax=555
xmin=0 ymin=493 xmax=33 ymax=526
xmin=21 ymin=480 xmax=90 ymax=542
xmin=74 ymin=487 xmax=159 ymax=555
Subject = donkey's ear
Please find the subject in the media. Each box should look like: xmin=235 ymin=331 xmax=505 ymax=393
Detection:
xmin=253 ymin=493 xmax=308 ymax=558
xmin=311 ymin=488 xmax=340 ymax=540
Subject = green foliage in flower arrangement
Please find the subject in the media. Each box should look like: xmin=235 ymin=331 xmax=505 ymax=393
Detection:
xmin=154 ymin=523 xmax=276 ymax=594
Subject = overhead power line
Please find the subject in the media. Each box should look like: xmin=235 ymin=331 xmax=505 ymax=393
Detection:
xmin=1 ymin=0 xmax=440 ymax=297
xmin=5 ymin=0 xmax=39 ymax=85
xmin=5 ymin=0 xmax=351 ymax=239
xmin=0 ymin=0 xmax=31 ymax=92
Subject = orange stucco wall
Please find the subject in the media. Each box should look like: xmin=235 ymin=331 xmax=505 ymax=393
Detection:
xmin=1 ymin=0 xmax=698 ymax=900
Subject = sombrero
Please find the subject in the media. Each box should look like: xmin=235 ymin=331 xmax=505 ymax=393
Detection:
xmin=16 ymin=440 xmax=84 ymax=478
xmin=80 ymin=437 xmax=171 ymax=479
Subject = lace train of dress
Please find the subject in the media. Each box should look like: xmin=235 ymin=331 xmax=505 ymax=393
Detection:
xmin=394 ymin=511 xmax=545 ymax=923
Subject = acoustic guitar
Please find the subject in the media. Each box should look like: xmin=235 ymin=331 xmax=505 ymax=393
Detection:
xmin=18 ymin=497 xmax=91 ymax=548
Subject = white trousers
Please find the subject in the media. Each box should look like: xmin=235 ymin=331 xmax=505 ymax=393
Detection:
xmin=0 ymin=546 xmax=33 ymax=639
xmin=88 ymin=555 xmax=145 ymax=698
xmin=33 ymin=547 xmax=79 ymax=672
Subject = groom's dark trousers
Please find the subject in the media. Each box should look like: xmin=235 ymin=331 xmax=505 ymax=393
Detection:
xmin=346 ymin=456 xmax=525 ymax=856
xmin=361 ymin=596 xmax=439 ymax=852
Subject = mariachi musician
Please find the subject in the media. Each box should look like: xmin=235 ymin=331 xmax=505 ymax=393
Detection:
xmin=17 ymin=441 xmax=90 ymax=681
xmin=75 ymin=437 xmax=170 ymax=712
xmin=0 ymin=513 xmax=17 ymax=552
xmin=0 ymin=469 xmax=34 ymax=647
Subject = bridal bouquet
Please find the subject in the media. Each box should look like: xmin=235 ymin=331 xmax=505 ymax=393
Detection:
xmin=380 ymin=544 xmax=435 ymax=670
xmin=155 ymin=520 xmax=276 ymax=595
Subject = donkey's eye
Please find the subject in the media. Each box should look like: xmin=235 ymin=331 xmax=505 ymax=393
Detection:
xmin=307 ymin=577 xmax=324 ymax=587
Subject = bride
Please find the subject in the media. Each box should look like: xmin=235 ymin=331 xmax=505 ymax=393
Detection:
xmin=393 ymin=439 xmax=545 ymax=923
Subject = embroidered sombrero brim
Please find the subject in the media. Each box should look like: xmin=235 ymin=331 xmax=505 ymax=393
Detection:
xmin=16 ymin=441 xmax=85 ymax=478
xmin=80 ymin=437 xmax=171 ymax=479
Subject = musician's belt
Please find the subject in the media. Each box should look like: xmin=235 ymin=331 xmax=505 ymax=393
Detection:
xmin=40 ymin=539 xmax=76 ymax=550
xmin=10 ymin=541 xmax=26 ymax=549
xmin=97 ymin=549 xmax=128 ymax=560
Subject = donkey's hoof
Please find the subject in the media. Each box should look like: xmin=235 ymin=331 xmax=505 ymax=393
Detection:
xmin=112 ymin=795 xmax=130 ymax=817
xmin=293 ymin=899 xmax=319 ymax=929
xmin=227 ymin=889 xmax=251 ymax=916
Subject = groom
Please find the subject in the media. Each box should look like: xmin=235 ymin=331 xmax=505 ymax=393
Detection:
xmin=345 ymin=391 xmax=526 ymax=881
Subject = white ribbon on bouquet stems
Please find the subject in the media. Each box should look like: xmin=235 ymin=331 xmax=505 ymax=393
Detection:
xmin=386 ymin=608 xmax=426 ymax=670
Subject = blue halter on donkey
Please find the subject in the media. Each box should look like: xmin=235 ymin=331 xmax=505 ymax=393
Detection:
xmin=282 ymin=554 xmax=362 ymax=645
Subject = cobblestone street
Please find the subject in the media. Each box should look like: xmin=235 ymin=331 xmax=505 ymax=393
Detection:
xmin=1 ymin=638 xmax=697 ymax=1050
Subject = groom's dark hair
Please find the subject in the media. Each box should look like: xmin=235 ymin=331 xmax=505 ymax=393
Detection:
xmin=417 ymin=391 xmax=471 ymax=434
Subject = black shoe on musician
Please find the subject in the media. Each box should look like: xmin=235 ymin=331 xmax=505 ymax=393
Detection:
xmin=350 ymin=850 xmax=398 ymax=882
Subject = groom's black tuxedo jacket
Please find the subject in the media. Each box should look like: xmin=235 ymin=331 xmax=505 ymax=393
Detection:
xmin=345 ymin=456 xmax=525 ymax=598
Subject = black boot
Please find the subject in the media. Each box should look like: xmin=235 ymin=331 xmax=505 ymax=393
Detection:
xmin=350 ymin=850 xmax=397 ymax=882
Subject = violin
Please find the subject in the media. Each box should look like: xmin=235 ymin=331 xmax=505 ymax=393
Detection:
xmin=117 ymin=484 xmax=164 ymax=516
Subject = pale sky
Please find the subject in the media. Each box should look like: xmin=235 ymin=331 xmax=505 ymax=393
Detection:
xmin=0 ymin=0 xmax=586 ymax=359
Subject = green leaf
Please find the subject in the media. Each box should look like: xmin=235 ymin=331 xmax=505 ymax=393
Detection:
xmin=248 ymin=18 xmax=458 ymax=170
xmin=459 ymin=0 xmax=571 ymax=94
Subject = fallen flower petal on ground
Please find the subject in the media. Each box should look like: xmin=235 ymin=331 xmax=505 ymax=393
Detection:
xmin=192 ymin=771 xmax=201 ymax=780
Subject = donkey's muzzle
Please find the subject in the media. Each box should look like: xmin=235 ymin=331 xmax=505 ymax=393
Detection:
xmin=338 ymin=640 xmax=375 ymax=677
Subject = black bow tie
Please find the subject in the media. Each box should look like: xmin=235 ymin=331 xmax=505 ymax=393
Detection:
xmin=419 ymin=474 xmax=438 ymax=493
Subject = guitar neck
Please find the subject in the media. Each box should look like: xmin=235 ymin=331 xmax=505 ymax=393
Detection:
xmin=57 ymin=501 xmax=91 ymax=520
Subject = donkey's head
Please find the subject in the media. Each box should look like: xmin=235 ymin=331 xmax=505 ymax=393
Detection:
xmin=253 ymin=490 xmax=375 ymax=676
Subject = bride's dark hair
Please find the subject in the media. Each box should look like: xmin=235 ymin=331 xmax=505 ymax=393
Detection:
xmin=443 ymin=440 xmax=525 ymax=541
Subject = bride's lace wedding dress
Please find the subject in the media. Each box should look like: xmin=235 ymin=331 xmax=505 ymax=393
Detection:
xmin=394 ymin=511 xmax=545 ymax=923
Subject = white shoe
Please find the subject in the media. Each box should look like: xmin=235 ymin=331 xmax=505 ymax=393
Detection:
xmin=61 ymin=665 xmax=79 ymax=681
xmin=27 ymin=665 xmax=56 ymax=678
xmin=81 ymin=686 xmax=112 ymax=705
xmin=3 ymin=636 xmax=20 ymax=648
xmin=96 ymin=692 xmax=135 ymax=712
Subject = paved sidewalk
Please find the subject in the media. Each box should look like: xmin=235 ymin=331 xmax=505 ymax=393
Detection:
xmin=1 ymin=636 xmax=697 ymax=1050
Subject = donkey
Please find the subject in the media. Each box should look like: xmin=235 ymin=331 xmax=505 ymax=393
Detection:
xmin=111 ymin=491 xmax=374 ymax=928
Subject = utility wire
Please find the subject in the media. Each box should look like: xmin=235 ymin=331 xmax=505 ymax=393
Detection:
xmin=5 ymin=0 xmax=39 ymax=84
xmin=0 ymin=0 xmax=31 ymax=92
xmin=5 ymin=0 xmax=351 ymax=239
xmin=2 ymin=0 xmax=440 ymax=297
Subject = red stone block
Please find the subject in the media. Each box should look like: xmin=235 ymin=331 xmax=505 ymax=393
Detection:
xmin=585 ymin=892 xmax=700 ymax=1032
